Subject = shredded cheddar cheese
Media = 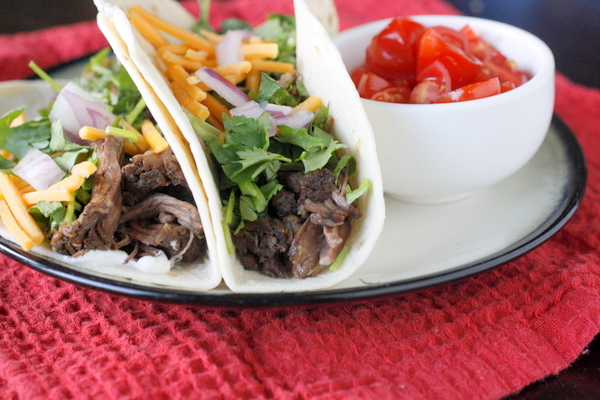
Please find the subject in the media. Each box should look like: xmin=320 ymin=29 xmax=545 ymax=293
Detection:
xmin=129 ymin=10 xmax=169 ymax=48
xmin=201 ymin=93 xmax=231 ymax=125
xmin=250 ymin=59 xmax=295 ymax=74
xmin=130 ymin=5 xmax=214 ymax=54
xmin=79 ymin=126 xmax=107 ymax=142
xmin=0 ymin=173 xmax=44 ymax=246
xmin=126 ymin=6 xmax=324 ymax=132
xmin=0 ymin=199 xmax=35 ymax=250
xmin=22 ymin=189 xmax=74 ymax=206
xmin=141 ymin=120 xmax=169 ymax=153
xmin=294 ymin=95 xmax=323 ymax=113
xmin=71 ymin=161 xmax=97 ymax=178
xmin=241 ymin=43 xmax=279 ymax=59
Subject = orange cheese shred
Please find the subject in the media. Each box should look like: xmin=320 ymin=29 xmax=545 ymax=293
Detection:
xmin=130 ymin=5 xmax=215 ymax=54
xmin=0 ymin=199 xmax=35 ymax=250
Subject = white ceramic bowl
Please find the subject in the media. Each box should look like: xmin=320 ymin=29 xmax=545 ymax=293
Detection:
xmin=333 ymin=15 xmax=555 ymax=203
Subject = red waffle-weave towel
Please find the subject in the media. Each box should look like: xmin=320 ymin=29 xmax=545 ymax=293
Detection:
xmin=0 ymin=1 xmax=599 ymax=400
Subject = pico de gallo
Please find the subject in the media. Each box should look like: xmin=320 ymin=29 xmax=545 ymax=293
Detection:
xmin=350 ymin=17 xmax=531 ymax=104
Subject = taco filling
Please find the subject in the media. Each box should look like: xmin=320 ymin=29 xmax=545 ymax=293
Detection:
xmin=0 ymin=49 xmax=206 ymax=267
xmin=119 ymin=5 xmax=370 ymax=279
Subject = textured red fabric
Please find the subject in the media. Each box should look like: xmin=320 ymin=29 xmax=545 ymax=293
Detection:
xmin=0 ymin=21 xmax=108 ymax=82
xmin=0 ymin=1 xmax=599 ymax=399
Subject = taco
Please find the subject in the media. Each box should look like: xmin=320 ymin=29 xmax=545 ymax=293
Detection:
xmin=0 ymin=44 xmax=222 ymax=290
xmin=94 ymin=0 xmax=385 ymax=292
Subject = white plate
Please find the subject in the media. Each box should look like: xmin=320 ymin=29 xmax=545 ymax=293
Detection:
xmin=0 ymin=74 xmax=586 ymax=307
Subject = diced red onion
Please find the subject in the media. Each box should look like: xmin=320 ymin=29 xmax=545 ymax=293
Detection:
xmin=271 ymin=109 xmax=315 ymax=130
xmin=230 ymin=100 xmax=265 ymax=119
xmin=230 ymin=99 xmax=314 ymax=136
xmin=49 ymin=82 xmax=116 ymax=144
xmin=264 ymin=103 xmax=293 ymax=117
xmin=13 ymin=147 xmax=66 ymax=191
xmin=230 ymin=100 xmax=276 ymax=136
xmin=195 ymin=67 xmax=250 ymax=107
xmin=216 ymin=30 xmax=248 ymax=66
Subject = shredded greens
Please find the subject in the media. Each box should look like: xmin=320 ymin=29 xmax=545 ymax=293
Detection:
xmin=187 ymin=11 xmax=370 ymax=235
xmin=0 ymin=48 xmax=146 ymax=234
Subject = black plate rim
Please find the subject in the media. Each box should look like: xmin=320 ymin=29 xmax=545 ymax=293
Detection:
xmin=0 ymin=115 xmax=587 ymax=308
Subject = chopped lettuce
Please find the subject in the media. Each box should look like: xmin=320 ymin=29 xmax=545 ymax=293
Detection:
xmin=346 ymin=178 xmax=371 ymax=205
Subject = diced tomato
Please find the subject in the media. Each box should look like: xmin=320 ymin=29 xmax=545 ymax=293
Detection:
xmin=436 ymin=77 xmax=501 ymax=103
xmin=500 ymin=80 xmax=516 ymax=93
xmin=431 ymin=25 xmax=470 ymax=53
xmin=352 ymin=18 xmax=530 ymax=104
xmin=416 ymin=60 xmax=452 ymax=94
xmin=351 ymin=67 xmax=396 ymax=99
xmin=410 ymin=80 xmax=446 ymax=104
xmin=460 ymin=25 xmax=507 ymax=65
xmin=351 ymin=67 xmax=411 ymax=102
xmin=461 ymin=25 xmax=530 ymax=88
xmin=364 ymin=17 xmax=425 ymax=84
xmin=371 ymin=86 xmax=412 ymax=103
xmin=484 ymin=59 xmax=530 ymax=87
xmin=351 ymin=67 xmax=372 ymax=89
xmin=417 ymin=28 xmax=483 ymax=90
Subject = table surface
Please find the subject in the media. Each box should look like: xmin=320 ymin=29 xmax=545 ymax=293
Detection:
xmin=1 ymin=1 xmax=599 ymax=399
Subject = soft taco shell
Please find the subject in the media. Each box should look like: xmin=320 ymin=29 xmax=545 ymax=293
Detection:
xmin=94 ymin=0 xmax=385 ymax=293
xmin=0 ymin=20 xmax=223 ymax=290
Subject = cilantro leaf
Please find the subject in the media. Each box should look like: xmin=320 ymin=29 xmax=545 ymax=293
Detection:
xmin=300 ymin=138 xmax=346 ymax=172
xmin=223 ymin=114 xmax=271 ymax=150
xmin=277 ymin=125 xmax=346 ymax=172
xmin=275 ymin=125 xmax=323 ymax=151
xmin=227 ymin=147 xmax=290 ymax=183
xmin=0 ymin=109 xmax=52 ymax=159
xmin=29 ymin=200 xmax=67 ymax=232
xmin=256 ymin=73 xmax=298 ymax=106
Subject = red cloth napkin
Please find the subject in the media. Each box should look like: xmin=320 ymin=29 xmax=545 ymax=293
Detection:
xmin=1 ymin=1 xmax=599 ymax=399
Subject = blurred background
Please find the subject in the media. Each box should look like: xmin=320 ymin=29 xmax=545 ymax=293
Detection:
xmin=0 ymin=0 xmax=599 ymax=88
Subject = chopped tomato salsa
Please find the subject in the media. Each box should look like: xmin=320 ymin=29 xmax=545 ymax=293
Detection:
xmin=352 ymin=18 xmax=530 ymax=104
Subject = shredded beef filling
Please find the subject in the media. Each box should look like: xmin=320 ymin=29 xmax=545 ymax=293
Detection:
xmin=51 ymin=135 xmax=124 ymax=256
xmin=117 ymin=193 xmax=205 ymax=263
xmin=121 ymin=147 xmax=189 ymax=206
xmin=232 ymin=168 xmax=361 ymax=279
xmin=50 ymin=137 xmax=206 ymax=265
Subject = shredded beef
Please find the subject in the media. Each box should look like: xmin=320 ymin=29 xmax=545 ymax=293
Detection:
xmin=233 ymin=216 xmax=293 ymax=278
xmin=50 ymin=136 xmax=206 ymax=264
xmin=117 ymin=193 xmax=205 ymax=263
xmin=124 ymin=222 xmax=205 ymax=263
xmin=233 ymin=167 xmax=362 ymax=279
xmin=119 ymin=193 xmax=203 ymax=236
xmin=51 ymin=135 xmax=124 ymax=256
xmin=271 ymin=189 xmax=297 ymax=218
xmin=121 ymin=148 xmax=189 ymax=206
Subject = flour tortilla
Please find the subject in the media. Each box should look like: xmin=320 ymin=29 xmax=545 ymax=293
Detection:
xmin=94 ymin=0 xmax=385 ymax=293
xmin=0 ymin=26 xmax=223 ymax=290
xmin=302 ymin=0 xmax=340 ymax=36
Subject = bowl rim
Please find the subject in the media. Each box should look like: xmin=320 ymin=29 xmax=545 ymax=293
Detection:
xmin=333 ymin=14 xmax=555 ymax=109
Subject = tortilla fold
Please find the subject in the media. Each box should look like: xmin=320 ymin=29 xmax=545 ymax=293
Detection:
xmin=94 ymin=0 xmax=386 ymax=293
xmin=0 ymin=23 xmax=223 ymax=290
